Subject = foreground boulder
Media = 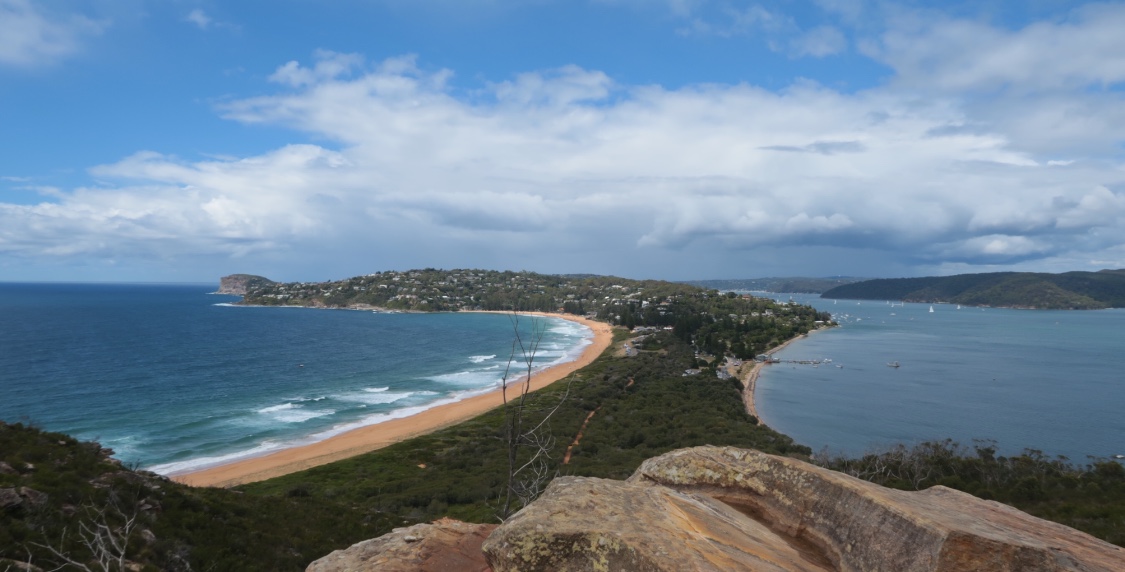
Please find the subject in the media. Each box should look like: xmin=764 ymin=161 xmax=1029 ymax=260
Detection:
xmin=306 ymin=517 xmax=496 ymax=572
xmin=483 ymin=475 xmax=832 ymax=571
xmin=482 ymin=447 xmax=1124 ymax=571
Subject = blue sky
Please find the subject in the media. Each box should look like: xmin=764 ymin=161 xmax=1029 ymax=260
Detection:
xmin=2 ymin=0 xmax=1124 ymax=283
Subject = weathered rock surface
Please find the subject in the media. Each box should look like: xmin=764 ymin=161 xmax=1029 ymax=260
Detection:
xmin=306 ymin=517 xmax=496 ymax=572
xmin=217 ymin=274 xmax=274 ymax=296
xmin=483 ymin=446 xmax=1124 ymax=571
xmin=482 ymin=476 xmax=833 ymax=571
xmin=0 ymin=488 xmax=22 ymax=510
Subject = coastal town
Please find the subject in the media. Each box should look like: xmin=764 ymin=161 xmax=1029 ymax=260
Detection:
xmin=224 ymin=269 xmax=834 ymax=362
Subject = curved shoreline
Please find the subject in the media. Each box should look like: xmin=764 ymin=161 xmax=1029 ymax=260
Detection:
xmin=737 ymin=329 xmax=822 ymax=426
xmin=172 ymin=313 xmax=613 ymax=488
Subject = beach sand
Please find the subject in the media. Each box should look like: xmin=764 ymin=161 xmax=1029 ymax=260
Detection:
xmin=736 ymin=329 xmax=822 ymax=424
xmin=173 ymin=313 xmax=614 ymax=488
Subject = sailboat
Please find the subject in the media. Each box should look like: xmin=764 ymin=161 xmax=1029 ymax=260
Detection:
xmin=929 ymin=305 xmax=934 ymax=313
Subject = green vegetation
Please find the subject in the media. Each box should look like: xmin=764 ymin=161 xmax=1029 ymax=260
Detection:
xmin=816 ymin=439 xmax=1125 ymax=546
xmin=686 ymin=276 xmax=868 ymax=294
xmin=238 ymin=269 xmax=834 ymax=358
xmin=6 ymin=269 xmax=1123 ymax=569
xmin=0 ymin=421 xmax=399 ymax=571
xmin=239 ymin=331 xmax=808 ymax=519
xmin=821 ymin=269 xmax=1125 ymax=309
xmin=2 ymin=275 xmax=825 ymax=570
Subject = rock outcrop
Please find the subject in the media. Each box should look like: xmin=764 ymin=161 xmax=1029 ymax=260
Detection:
xmin=484 ymin=447 xmax=1124 ymax=571
xmin=307 ymin=517 xmax=496 ymax=572
xmin=309 ymin=447 xmax=1125 ymax=571
xmin=217 ymin=274 xmax=274 ymax=296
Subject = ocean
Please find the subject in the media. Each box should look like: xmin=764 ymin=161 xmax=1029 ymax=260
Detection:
xmin=755 ymin=293 xmax=1125 ymax=463
xmin=0 ymin=283 xmax=592 ymax=474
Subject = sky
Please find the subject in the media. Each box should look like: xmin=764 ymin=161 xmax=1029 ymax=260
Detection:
xmin=2 ymin=0 xmax=1124 ymax=283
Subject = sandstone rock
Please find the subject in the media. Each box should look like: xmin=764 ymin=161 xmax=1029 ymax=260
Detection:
xmin=482 ymin=476 xmax=833 ymax=571
xmin=306 ymin=517 xmax=497 ymax=572
xmin=217 ymin=274 xmax=275 ymax=296
xmin=0 ymin=488 xmax=22 ymax=509
xmin=484 ymin=446 xmax=1124 ymax=571
xmin=627 ymin=446 xmax=1124 ymax=572
xmin=16 ymin=487 xmax=47 ymax=507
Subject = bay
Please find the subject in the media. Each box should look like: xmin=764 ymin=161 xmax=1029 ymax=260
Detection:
xmin=755 ymin=293 xmax=1125 ymax=462
xmin=0 ymin=283 xmax=591 ymax=474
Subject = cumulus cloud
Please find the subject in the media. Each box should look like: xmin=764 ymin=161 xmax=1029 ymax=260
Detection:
xmin=6 ymin=2 xmax=1125 ymax=278
xmin=866 ymin=4 xmax=1125 ymax=92
xmin=0 ymin=0 xmax=105 ymax=67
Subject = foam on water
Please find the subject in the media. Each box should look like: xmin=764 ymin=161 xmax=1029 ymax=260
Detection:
xmin=428 ymin=369 xmax=505 ymax=387
xmin=0 ymin=284 xmax=598 ymax=475
xmin=257 ymin=403 xmax=297 ymax=414
xmin=150 ymin=439 xmax=292 ymax=475
xmin=256 ymin=403 xmax=336 ymax=423
xmin=337 ymin=391 xmax=414 ymax=405
xmin=153 ymin=384 xmax=506 ymax=475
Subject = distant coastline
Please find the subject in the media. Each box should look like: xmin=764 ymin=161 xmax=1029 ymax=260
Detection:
xmin=821 ymin=270 xmax=1125 ymax=310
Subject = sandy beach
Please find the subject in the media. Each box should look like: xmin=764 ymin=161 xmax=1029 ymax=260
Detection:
xmin=173 ymin=313 xmax=614 ymax=488
xmin=736 ymin=329 xmax=822 ymax=424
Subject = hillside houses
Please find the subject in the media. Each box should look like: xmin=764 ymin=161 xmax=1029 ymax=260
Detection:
xmin=239 ymin=268 xmax=833 ymax=360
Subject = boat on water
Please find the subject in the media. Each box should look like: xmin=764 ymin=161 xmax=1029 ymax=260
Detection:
xmin=929 ymin=305 xmax=934 ymax=313
xmin=887 ymin=361 xmax=901 ymax=368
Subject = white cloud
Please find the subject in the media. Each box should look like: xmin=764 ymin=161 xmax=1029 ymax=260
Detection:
xmin=867 ymin=3 xmax=1125 ymax=93
xmin=0 ymin=0 xmax=105 ymax=67
xmin=268 ymin=50 xmax=366 ymax=87
xmin=185 ymin=9 xmax=211 ymax=30
xmin=790 ymin=25 xmax=846 ymax=58
xmin=5 ymin=16 xmax=1125 ymax=278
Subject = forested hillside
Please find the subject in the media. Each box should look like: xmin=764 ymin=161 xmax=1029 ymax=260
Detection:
xmin=820 ymin=270 xmax=1125 ymax=309
xmin=236 ymin=269 xmax=834 ymax=360
xmin=687 ymin=276 xmax=866 ymax=293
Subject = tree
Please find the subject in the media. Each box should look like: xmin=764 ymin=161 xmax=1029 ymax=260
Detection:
xmin=496 ymin=313 xmax=571 ymax=520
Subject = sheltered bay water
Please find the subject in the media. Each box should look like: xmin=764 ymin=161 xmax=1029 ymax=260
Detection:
xmin=754 ymin=293 xmax=1125 ymax=461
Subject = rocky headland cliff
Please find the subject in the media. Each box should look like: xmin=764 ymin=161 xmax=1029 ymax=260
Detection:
xmin=217 ymin=274 xmax=275 ymax=296
xmin=308 ymin=447 xmax=1123 ymax=571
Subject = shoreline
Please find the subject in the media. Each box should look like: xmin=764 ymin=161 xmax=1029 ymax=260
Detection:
xmin=736 ymin=328 xmax=824 ymax=425
xmin=172 ymin=312 xmax=613 ymax=488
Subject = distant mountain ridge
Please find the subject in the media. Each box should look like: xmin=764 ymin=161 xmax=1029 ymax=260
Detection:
xmin=686 ymin=277 xmax=868 ymax=294
xmin=820 ymin=270 xmax=1125 ymax=309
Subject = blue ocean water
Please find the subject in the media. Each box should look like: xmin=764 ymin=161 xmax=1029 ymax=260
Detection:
xmin=756 ymin=293 xmax=1125 ymax=462
xmin=0 ymin=283 xmax=592 ymax=474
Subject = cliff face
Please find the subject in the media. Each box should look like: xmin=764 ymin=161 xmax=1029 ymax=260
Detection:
xmin=309 ymin=447 xmax=1125 ymax=571
xmin=217 ymin=274 xmax=274 ymax=296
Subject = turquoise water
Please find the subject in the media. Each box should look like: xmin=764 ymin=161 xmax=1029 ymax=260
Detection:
xmin=0 ymin=283 xmax=591 ymax=474
xmin=755 ymin=294 xmax=1125 ymax=462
